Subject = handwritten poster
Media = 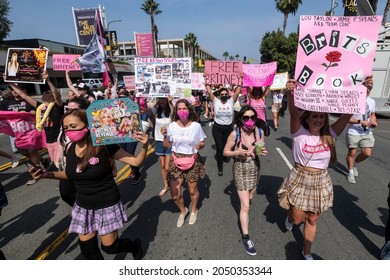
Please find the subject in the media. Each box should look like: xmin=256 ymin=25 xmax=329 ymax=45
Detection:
xmin=204 ymin=61 xmax=243 ymax=85
xmin=271 ymin=72 xmax=289 ymax=90
xmin=123 ymin=75 xmax=136 ymax=91
xmin=242 ymin=62 xmax=277 ymax=87
xmin=191 ymin=73 xmax=205 ymax=90
xmin=134 ymin=57 xmax=192 ymax=98
xmin=294 ymin=15 xmax=382 ymax=114
xmin=4 ymin=48 xmax=48 ymax=84
xmin=52 ymin=54 xmax=81 ymax=71
xmin=86 ymin=98 xmax=141 ymax=146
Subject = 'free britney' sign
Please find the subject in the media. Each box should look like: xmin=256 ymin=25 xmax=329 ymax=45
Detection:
xmin=294 ymin=15 xmax=381 ymax=114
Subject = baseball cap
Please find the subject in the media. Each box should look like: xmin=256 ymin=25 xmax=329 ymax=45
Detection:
xmin=76 ymin=82 xmax=88 ymax=90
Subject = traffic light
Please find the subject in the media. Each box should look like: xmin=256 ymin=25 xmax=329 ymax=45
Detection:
xmin=198 ymin=59 xmax=204 ymax=67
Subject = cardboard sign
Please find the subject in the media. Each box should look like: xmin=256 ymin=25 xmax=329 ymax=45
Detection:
xmin=242 ymin=62 xmax=277 ymax=87
xmin=134 ymin=57 xmax=192 ymax=98
xmin=86 ymin=98 xmax=141 ymax=146
xmin=123 ymin=75 xmax=136 ymax=90
xmin=271 ymin=72 xmax=289 ymax=90
xmin=294 ymin=15 xmax=382 ymax=114
xmin=191 ymin=73 xmax=205 ymax=90
xmin=52 ymin=54 xmax=81 ymax=71
xmin=204 ymin=61 xmax=243 ymax=85
xmin=4 ymin=48 xmax=48 ymax=84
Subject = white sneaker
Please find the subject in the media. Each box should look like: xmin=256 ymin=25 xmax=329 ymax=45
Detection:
xmin=189 ymin=210 xmax=198 ymax=225
xmin=285 ymin=216 xmax=293 ymax=231
xmin=353 ymin=166 xmax=358 ymax=177
xmin=176 ymin=207 xmax=188 ymax=228
xmin=11 ymin=154 xmax=21 ymax=168
xmin=302 ymin=250 xmax=314 ymax=260
xmin=347 ymin=173 xmax=356 ymax=184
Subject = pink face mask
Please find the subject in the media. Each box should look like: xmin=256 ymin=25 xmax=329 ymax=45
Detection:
xmin=65 ymin=128 xmax=89 ymax=142
xmin=243 ymin=119 xmax=255 ymax=130
xmin=177 ymin=109 xmax=189 ymax=121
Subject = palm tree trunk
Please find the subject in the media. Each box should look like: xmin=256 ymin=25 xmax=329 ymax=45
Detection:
xmin=151 ymin=16 xmax=156 ymax=57
xmin=283 ymin=13 xmax=288 ymax=35
xmin=383 ymin=0 xmax=390 ymax=26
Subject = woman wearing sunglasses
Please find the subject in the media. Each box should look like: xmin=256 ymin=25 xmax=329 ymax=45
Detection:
xmin=206 ymin=84 xmax=241 ymax=176
xmin=223 ymin=105 xmax=267 ymax=256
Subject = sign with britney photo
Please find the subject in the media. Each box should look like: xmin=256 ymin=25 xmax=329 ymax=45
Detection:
xmin=4 ymin=47 xmax=49 ymax=84
xmin=294 ymin=15 xmax=381 ymax=114
xmin=86 ymin=98 xmax=142 ymax=146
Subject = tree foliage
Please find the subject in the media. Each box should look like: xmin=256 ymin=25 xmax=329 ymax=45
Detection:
xmin=141 ymin=0 xmax=162 ymax=57
xmin=0 ymin=0 xmax=12 ymax=42
xmin=184 ymin=32 xmax=198 ymax=60
xmin=274 ymin=0 xmax=301 ymax=35
xmin=259 ymin=29 xmax=298 ymax=77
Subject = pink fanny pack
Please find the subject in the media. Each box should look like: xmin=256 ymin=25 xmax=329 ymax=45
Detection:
xmin=172 ymin=153 xmax=197 ymax=171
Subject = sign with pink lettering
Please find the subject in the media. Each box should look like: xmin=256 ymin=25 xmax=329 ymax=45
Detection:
xmin=52 ymin=54 xmax=81 ymax=71
xmin=123 ymin=75 xmax=135 ymax=91
xmin=191 ymin=73 xmax=205 ymax=90
xmin=243 ymin=62 xmax=277 ymax=87
xmin=204 ymin=61 xmax=243 ymax=85
xmin=295 ymin=15 xmax=381 ymax=114
xmin=134 ymin=32 xmax=154 ymax=57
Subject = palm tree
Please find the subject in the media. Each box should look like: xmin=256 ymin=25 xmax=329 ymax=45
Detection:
xmin=184 ymin=32 xmax=199 ymax=60
xmin=235 ymin=54 xmax=240 ymax=60
xmin=228 ymin=55 xmax=234 ymax=61
xmin=383 ymin=0 xmax=390 ymax=26
xmin=274 ymin=0 xmax=302 ymax=35
xmin=141 ymin=0 xmax=162 ymax=58
xmin=223 ymin=51 xmax=229 ymax=61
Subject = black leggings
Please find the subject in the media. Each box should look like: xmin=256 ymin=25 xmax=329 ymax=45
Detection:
xmin=212 ymin=122 xmax=233 ymax=170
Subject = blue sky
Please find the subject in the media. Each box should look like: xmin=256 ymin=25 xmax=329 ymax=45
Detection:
xmin=6 ymin=0 xmax=388 ymax=60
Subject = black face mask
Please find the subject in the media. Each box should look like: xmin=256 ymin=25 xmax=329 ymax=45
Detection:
xmin=220 ymin=96 xmax=228 ymax=102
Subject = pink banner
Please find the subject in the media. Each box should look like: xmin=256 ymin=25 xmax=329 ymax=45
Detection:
xmin=123 ymin=75 xmax=135 ymax=90
xmin=0 ymin=112 xmax=46 ymax=150
xmin=52 ymin=54 xmax=81 ymax=71
xmin=135 ymin=32 xmax=154 ymax=57
xmin=294 ymin=15 xmax=382 ymax=114
xmin=243 ymin=62 xmax=277 ymax=86
xmin=204 ymin=61 xmax=243 ymax=85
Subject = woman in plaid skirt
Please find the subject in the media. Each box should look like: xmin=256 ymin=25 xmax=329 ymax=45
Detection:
xmin=278 ymin=77 xmax=373 ymax=260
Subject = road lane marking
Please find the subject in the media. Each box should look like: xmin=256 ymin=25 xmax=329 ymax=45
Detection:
xmin=34 ymin=144 xmax=155 ymax=260
xmin=276 ymin=147 xmax=293 ymax=170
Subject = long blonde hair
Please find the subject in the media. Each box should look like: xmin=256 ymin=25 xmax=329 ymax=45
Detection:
xmin=300 ymin=111 xmax=337 ymax=164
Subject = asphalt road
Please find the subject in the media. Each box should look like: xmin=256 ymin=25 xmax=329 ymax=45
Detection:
xmin=0 ymin=110 xmax=389 ymax=260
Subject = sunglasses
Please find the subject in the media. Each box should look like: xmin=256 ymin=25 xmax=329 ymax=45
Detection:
xmin=242 ymin=115 xmax=255 ymax=121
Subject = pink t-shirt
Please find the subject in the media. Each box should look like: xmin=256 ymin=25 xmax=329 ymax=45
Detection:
xmin=247 ymin=98 xmax=266 ymax=121
xmin=292 ymin=126 xmax=337 ymax=169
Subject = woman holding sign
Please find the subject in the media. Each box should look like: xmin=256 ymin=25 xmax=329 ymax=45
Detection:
xmin=277 ymin=77 xmax=372 ymax=260
xmin=246 ymin=86 xmax=270 ymax=135
xmin=29 ymin=109 xmax=148 ymax=260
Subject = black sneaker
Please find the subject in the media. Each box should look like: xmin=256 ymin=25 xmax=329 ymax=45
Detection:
xmin=131 ymin=239 xmax=143 ymax=260
xmin=218 ymin=170 xmax=223 ymax=176
xmin=242 ymin=238 xmax=257 ymax=256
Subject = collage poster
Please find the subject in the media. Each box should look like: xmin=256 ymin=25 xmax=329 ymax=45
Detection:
xmin=4 ymin=48 xmax=49 ymax=84
xmin=134 ymin=57 xmax=192 ymax=98
xmin=86 ymin=98 xmax=141 ymax=146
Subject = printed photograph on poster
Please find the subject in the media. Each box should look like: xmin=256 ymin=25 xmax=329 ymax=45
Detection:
xmin=134 ymin=57 xmax=192 ymax=98
xmin=86 ymin=98 xmax=142 ymax=146
xmin=294 ymin=15 xmax=382 ymax=114
xmin=4 ymin=48 xmax=49 ymax=84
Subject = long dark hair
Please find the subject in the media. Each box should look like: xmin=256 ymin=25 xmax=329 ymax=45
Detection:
xmin=155 ymin=97 xmax=171 ymax=118
xmin=172 ymin=99 xmax=198 ymax=122
xmin=235 ymin=105 xmax=258 ymax=128
xmin=60 ymin=109 xmax=112 ymax=171
xmin=300 ymin=111 xmax=337 ymax=164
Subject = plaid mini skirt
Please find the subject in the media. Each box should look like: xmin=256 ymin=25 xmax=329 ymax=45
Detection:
xmin=233 ymin=157 xmax=260 ymax=191
xmin=168 ymin=152 xmax=205 ymax=183
xmin=69 ymin=201 xmax=128 ymax=236
xmin=277 ymin=167 xmax=333 ymax=213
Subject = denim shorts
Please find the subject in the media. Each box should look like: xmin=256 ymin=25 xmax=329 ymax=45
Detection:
xmin=155 ymin=141 xmax=172 ymax=156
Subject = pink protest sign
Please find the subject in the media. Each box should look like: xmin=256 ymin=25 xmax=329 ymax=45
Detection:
xmin=204 ymin=60 xmax=242 ymax=85
xmin=123 ymin=75 xmax=135 ymax=90
xmin=52 ymin=54 xmax=81 ymax=71
xmin=191 ymin=73 xmax=205 ymax=90
xmin=242 ymin=62 xmax=277 ymax=87
xmin=135 ymin=32 xmax=154 ymax=57
xmin=294 ymin=15 xmax=382 ymax=114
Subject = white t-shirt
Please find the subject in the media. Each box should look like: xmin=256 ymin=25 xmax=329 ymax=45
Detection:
xmin=152 ymin=109 xmax=172 ymax=141
xmin=213 ymin=97 xmax=234 ymax=125
xmin=272 ymin=91 xmax=284 ymax=104
xmin=167 ymin=121 xmax=206 ymax=154
xmin=347 ymin=97 xmax=376 ymax=135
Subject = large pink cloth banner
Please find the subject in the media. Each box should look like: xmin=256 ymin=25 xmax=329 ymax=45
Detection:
xmin=204 ymin=61 xmax=243 ymax=85
xmin=135 ymin=32 xmax=154 ymax=57
xmin=0 ymin=112 xmax=46 ymax=150
xmin=294 ymin=15 xmax=382 ymax=114
xmin=242 ymin=62 xmax=277 ymax=87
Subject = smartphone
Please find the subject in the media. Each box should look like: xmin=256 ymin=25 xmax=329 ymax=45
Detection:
xmin=25 ymin=160 xmax=43 ymax=174
xmin=241 ymin=144 xmax=249 ymax=150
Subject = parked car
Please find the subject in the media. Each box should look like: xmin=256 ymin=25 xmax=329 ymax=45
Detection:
xmin=81 ymin=79 xmax=103 ymax=89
